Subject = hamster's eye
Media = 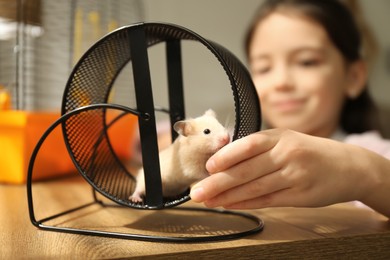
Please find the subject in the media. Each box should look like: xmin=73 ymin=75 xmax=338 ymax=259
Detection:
xmin=203 ymin=129 xmax=211 ymax=135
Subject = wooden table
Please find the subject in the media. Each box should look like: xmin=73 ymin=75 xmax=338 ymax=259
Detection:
xmin=1 ymin=176 xmax=390 ymax=259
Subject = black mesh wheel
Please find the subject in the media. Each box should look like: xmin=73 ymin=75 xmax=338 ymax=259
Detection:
xmin=61 ymin=22 xmax=261 ymax=209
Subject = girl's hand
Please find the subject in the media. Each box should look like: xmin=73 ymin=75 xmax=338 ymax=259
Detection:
xmin=190 ymin=129 xmax=382 ymax=210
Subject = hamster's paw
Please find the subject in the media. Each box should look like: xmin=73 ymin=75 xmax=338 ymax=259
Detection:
xmin=129 ymin=192 xmax=144 ymax=203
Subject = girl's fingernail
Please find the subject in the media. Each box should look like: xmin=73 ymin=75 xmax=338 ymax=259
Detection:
xmin=190 ymin=186 xmax=205 ymax=202
xmin=206 ymin=159 xmax=216 ymax=173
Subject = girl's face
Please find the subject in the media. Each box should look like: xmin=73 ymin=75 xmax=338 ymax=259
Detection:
xmin=249 ymin=12 xmax=354 ymax=137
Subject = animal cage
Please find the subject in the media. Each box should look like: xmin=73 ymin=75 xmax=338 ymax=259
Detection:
xmin=0 ymin=0 xmax=144 ymax=183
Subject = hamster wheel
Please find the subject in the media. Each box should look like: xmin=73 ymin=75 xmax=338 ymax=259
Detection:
xmin=27 ymin=22 xmax=263 ymax=242
xmin=61 ymin=22 xmax=260 ymax=209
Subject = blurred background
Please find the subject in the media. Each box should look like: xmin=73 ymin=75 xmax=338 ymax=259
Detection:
xmin=0 ymin=0 xmax=389 ymax=132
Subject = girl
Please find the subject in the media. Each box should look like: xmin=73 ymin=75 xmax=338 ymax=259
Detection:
xmin=190 ymin=0 xmax=390 ymax=218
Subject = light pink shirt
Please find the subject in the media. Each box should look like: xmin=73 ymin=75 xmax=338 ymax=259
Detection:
xmin=341 ymin=131 xmax=390 ymax=160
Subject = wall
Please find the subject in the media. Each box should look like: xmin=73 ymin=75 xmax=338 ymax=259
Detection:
xmin=141 ymin=0 xmax=262 ymax=123
xmin=360 ymin=0 xmax=390 ymax=107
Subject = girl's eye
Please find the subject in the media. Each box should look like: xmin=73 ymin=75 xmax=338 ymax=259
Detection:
xmin=203 ymin=129 xmax=211 ymax=135
xmin=255 ymin=67 xmax=270 ymax=75
xmin=252 ymin=66 xmax=270 ymax=75
xmin=251 ymin=59 xmax=271 ymax=76
xmin=299 ymin=59 xmax=320 ymax=67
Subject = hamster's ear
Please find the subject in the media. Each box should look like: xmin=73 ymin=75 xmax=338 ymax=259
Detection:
xmin=204 ymin=109 xmax=216 ymax=118
xmin=173 ymin=121 xmax=191 ymax=137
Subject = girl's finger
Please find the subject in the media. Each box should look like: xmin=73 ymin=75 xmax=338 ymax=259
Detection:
xmin=203 ymin=168 xmax=290 ymax=208
xmin=223 ymin=188 xmax=295 ymax=209
xmin=190 ymin=149 xmax=280 ymax=202
xmin=206 ymin=129 xmax=281 ymax=173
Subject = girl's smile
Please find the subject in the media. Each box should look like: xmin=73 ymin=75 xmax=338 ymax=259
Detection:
xmin=270 ymin=96 xmax=307 ymax=114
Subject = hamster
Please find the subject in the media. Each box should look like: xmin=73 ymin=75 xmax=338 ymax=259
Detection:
xmin=129 ymin=109 xmax=230 ymax=203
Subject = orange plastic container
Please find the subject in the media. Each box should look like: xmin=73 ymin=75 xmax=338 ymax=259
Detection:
xmin=0 ymin=110 xmax=137 ymax=184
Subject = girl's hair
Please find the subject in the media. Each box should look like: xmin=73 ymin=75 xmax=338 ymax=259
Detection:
xmin=244 ymin=0 xmax=380 ymax=134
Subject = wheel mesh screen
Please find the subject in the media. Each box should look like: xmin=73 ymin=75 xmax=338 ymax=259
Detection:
xmin=61 ymin=23 xmax=260 ymax=208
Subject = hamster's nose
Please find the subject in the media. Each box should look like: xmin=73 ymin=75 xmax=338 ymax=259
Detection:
xmin=220 ymin=133 xmax=230 ymax=145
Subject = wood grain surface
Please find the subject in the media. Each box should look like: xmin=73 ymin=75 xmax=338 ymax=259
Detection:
xmin=1 ymin=176 xmax=389 ymax=259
